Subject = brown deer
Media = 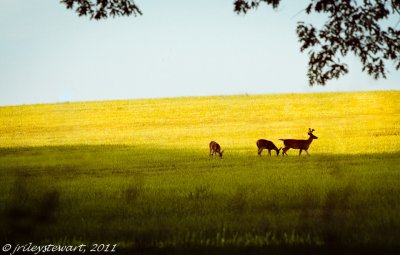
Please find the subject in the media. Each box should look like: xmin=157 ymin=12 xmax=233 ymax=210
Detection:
xmin=280 ymin=128 xmax=318 ymax=156
xmin=256 ymin=139 xmax=281 ymax=156
xmin=209 ymin=141 xmax=224 ymax=158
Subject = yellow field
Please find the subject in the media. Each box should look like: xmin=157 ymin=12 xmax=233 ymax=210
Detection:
xmin=1 ymin=91 xmax=400 ymax=252
xmin=1 ymin=91 xmax=399 ymax=154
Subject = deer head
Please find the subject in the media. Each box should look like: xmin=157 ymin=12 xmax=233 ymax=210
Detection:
xmin=308 ymin=128 xmax=318 ymax=139
xmin=219 ymin=150 xmax=224 ymax=158
xmin=277 ymin=147 xmax=282 ymax=156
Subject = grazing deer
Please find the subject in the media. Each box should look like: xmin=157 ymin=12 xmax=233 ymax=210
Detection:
xmin=209 ymin=141 xmax=224 ymax=158
xmin=256 ymin=139 xmax=281 ymax=156
xmin=280 ymin=128 xmax=318 ymax=156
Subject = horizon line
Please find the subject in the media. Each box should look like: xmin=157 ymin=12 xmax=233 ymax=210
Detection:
xmin=0 ymin=89 xmax=398 ymax=108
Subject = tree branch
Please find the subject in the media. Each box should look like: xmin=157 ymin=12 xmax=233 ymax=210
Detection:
xmin=60 ymin=0 xmax=142 ymax=20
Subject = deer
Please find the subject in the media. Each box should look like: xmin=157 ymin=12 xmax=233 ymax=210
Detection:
xmin=280 ymin=128 xmax=318 ymax=156
xmin=256 ymin=139 xmax=281 ymax=156
xmin=209 ymin=141 xmax=224 ymax=158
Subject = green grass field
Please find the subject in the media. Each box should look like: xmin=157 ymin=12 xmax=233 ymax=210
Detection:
xmin=0 ymin=91 xmax=399 ymax=254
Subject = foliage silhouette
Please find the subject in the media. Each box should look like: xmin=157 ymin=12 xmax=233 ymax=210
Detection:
xmin=60 ymin=0 xmax=400 ymax=85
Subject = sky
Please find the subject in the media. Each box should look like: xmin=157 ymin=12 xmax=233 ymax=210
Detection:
xmin=0 ymin=0 xmax=399 ymax=106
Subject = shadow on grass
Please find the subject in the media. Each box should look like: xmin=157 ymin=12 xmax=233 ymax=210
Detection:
xmin=0 ymin=144 xmax=399 ymax=161
xmin=2 ymin=174 xmax=59 ymax=242
xmin=122 ymin=245 xmax=399 ymax=255
xmin=0 ymin=145 xmax=399 ymax=254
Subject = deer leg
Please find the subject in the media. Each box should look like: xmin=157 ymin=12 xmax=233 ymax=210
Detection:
xmin=299 ymin=149 xmax=302 ymax=156
xmin=268 ymin=150 xmax=271 ymax=156
xmin=282 ymin=147 xmax=288 ymax=156
xmin=305 ymin=150 xmax=310 ymax=156
xmin=258 ymin=148 xmax=263 ymax=156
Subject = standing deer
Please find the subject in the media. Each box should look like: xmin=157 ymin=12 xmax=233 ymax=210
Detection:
xmin=209 ymin=141 xmax=224 ymax=158
xmin=280 ymin=128 xmax=318 ymax=156
xmin=256 ymin=139 xmax=281 ymax=156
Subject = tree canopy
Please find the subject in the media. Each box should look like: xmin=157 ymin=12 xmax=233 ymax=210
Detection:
xmin=60 ymin=0 xmax=400 ymax=86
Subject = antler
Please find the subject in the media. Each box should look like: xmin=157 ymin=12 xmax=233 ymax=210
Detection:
xmin=309 ymin=128 xmax=315 ymax=133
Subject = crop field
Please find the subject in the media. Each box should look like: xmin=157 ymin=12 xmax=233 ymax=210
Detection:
xmin=0 ymin=91 xmax=399 ymax=254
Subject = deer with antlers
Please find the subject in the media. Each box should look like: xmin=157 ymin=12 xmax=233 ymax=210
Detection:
xmin=209 ymin=141 xmax=224 ymax=158
xmin=280 ymin=128 xmax=318 ymax=156
xmin=256 ymin=139 xmax=281 ymax=156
